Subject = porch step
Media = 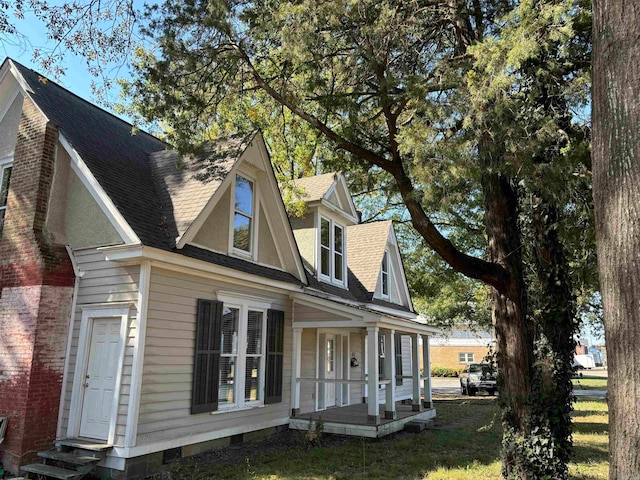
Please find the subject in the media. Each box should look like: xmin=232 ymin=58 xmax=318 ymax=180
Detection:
xmin=56 ymin=439 xmax=111 ymax=452
xmin=20 ymin=464 xmax=84 ymax=480
xmin=404 ymin=418 xmax=433 ymax=433
xmin=38 ymin=451 xmax=101 ymax=466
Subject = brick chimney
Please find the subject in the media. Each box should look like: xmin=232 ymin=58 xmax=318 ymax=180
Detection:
xmin=0 ymin=96 xmax=75 ymax=474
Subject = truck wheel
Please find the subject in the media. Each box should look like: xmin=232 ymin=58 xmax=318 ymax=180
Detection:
xmin=467 ymin=383 xmax=475 ymax=396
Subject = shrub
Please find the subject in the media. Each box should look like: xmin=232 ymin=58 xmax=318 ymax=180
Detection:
xmin=431 ymin=366 xmax=462 ymax=377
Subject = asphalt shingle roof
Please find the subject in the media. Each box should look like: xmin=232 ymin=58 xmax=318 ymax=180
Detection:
xmin=150 ymin=132 xmax=256 ymax=239
xmin=13 ymin=61 xmax=170 ymax=249
xmin=291 ymin=172 xmax=337 ymax=202
xmin=10 ymin=61 xmax=297 ymax=285
xmin=10 ymin=60 xmax=412 ymax=313
xmin=347 ymin=220 xmax=392 ymax=293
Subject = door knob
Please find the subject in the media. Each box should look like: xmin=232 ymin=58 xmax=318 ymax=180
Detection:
xmin=84 ymin=382 xmax=89 ymax=387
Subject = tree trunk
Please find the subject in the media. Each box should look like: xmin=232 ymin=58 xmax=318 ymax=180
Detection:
xmin=480 ymin=145 xmax=534 ymax=478
xmin=531 ymin=196 xmax=577 ymax=479
xmin=593 ymin=2 xmax=640 ymax=479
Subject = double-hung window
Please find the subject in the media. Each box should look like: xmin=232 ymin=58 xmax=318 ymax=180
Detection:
xmin=232 ymin=174 xmax=254 ymax=255
xmin=380 ymin=250 xmax=390 ymax=298
xmin=218 ymin=301 xmax=266 ymax=409
xmin=192 ymin=297 xmax=284 ymax=414
xmin=319 ymin=216 xmax=345 ymax=285
xmin=459 ymin=352 xmax=474 ymax=363
xmin=0 ymin=158 xmax=12 ymax=236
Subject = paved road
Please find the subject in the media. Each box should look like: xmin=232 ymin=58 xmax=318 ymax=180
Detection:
xmin=431 ymin=376 xmax=607 ymax=399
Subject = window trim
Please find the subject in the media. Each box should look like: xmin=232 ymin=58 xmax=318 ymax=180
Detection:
xmin=380 ymin=249 xmax=390 ymax=299
xmin=215 ymin=294 xmax=270 ymax=411
xmin=458 ymin=352 xmax=475 ymax=363
xmin=0 ymin=156 xmax=13 ymax=236
xmin=229 ymin=172 xmax=258 ymax=260
xmin=318 ymin=215 xmax=346 ymax=286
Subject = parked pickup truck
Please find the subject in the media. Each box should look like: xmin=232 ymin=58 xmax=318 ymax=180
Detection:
xmin=460 ymin=363 xmax=497 ymax=396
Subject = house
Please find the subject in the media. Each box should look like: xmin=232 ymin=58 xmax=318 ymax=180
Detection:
xmin=0 ymin=58 xmax=438 ymax=479
xmin=429 ymin=327 xmax=494 ymax=371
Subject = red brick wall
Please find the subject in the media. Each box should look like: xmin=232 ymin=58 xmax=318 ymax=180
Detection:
xmin=0 ymin=97 xmax=75 ymax=474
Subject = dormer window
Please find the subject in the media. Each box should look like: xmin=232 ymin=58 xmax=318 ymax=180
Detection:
xmin=381 ymin=250 xmax=390 ymax=299
xmin=233 ymin=174 xmax=254 ymax=254
xmin=0 ymin=158 xmax=12 ymax=236
xmin=319 ymin=216 xmax=345 ymax=285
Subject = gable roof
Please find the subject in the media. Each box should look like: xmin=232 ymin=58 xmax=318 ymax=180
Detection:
xmin=6 ymin=59 xmax=305 ymax=285
xmin=9 ymin=59 xmax=170 ymax=248
xmin=150 ymin=131 xmax=256 ymax=240
xmin=292 ymin=172 xmax=338 ymax=202
xmin=347 ymin=220 xmax=393 ymax=293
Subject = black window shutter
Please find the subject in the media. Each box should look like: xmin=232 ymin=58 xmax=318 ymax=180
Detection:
xmin=395 ymin=334 xmax=403 ymax=386
xmin=192 ymin=299 xmax=223 ymax=414
xmin=265 ymin=309 xmax=285 ymax=404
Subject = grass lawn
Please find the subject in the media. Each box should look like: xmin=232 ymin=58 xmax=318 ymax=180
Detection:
xmin=153 ymin=399 xmax=608 ymax=480
xmin=572 ymin=376 xmax=608 ymax=390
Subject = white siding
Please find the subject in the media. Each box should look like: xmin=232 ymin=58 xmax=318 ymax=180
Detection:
xmin=299 ymin=328 xmax=317 ymax=414
xmin=63 ymin=248 xmax=139 ymax=446
xmin=137 ymin=267 xmax=293 ymax=445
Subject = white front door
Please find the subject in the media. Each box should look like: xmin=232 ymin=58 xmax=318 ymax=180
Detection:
xmin=79 ymin=318 xmax=121 ymax=440
xmin=325 ymin=334 xmax=336 ymax=407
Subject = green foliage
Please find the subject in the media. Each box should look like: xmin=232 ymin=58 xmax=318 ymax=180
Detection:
xmin=431 ymin=366 xmax=463 ymax=378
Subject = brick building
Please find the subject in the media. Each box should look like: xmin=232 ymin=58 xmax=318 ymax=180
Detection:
xmin=429 ymin=327 xmax=494 ymax=370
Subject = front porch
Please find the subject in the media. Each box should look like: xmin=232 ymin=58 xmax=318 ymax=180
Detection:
xmin=290 ymin=401 xmax=436 ymax=438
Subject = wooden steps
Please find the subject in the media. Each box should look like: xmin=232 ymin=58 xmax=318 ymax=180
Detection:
xmin=20 ymin=464 xmax=84 ymax=480
xmin=20 ymin=439 xmax=109 ymax=480
xmin=38 ymin=451 xmax=101 ymax=466
xmin=403 ymin=418 xmax=433 ymax=433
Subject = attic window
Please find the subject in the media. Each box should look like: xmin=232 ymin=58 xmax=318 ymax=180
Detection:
xmin=319 ymin=216 xmax=345 ymax=286
xmin=381 ymin=250 xmax=390 ymax=298
xmin=0 ymin=158 xmax=12 ymax=236
xmin=233 ymin=174 xmax=254 ymax=254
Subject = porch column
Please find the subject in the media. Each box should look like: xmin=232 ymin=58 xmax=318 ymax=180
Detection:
xmin=366 ymin=326 xmax=380 ymax=424
xmin=410 ymin=333 xmax=422 ymax=412
xmin=384 ymin=330 xmax=396 ymax=419
xmin=291 ymin=327 xmax=303 ymax=416
xmin=422 ymin=334 xmax=433 ymax=409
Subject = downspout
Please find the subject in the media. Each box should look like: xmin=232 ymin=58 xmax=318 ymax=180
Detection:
xmin=56 ymin=246 xmax=84 ymax=439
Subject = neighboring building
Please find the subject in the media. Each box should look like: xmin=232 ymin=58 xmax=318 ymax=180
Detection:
xmin=429 ymin=327 xmax=494 ymax=370
xmin=0 ymin=58 xmax=438 ymax=478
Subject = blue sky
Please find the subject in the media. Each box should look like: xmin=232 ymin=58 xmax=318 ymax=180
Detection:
xmin=1 ymin=7 xmax=134 ymax=109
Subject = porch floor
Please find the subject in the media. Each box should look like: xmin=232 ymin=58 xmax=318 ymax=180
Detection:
xmin=290 ymin=401 xmax=436 ymax=438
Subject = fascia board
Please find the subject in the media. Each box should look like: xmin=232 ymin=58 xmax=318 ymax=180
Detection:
xmin=101 ymin=244 xmax=305 ymax=293
xmin=365 ymin=303 xmax=416 ymax=320
xmin=175 ymin=164 xmax=238 ymax=249
xmin=59 ymin=134 xmax=140 ymax=244
xmin=377 ymin=315 xmax=441 ymax=335
xmin=335 ymin=174 xmax=359 ymax=220
xmin=319 ymin=199 xmax=359 ymax=224
xmin=292 ymin=293 xmax=367 ymax=320
xmin=388 ymin=226 xmax=414 ymax=311
xmin=6 ymin=60 xmax=34 ymax=95
xmin=4 ymin=60 xmax=51 ymax=128
xmin=253 ymin=133 xmax=308 ymax=283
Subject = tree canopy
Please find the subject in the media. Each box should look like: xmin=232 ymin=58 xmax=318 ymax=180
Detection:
xmin=3 ymin=0 xmax=598 ymax=477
